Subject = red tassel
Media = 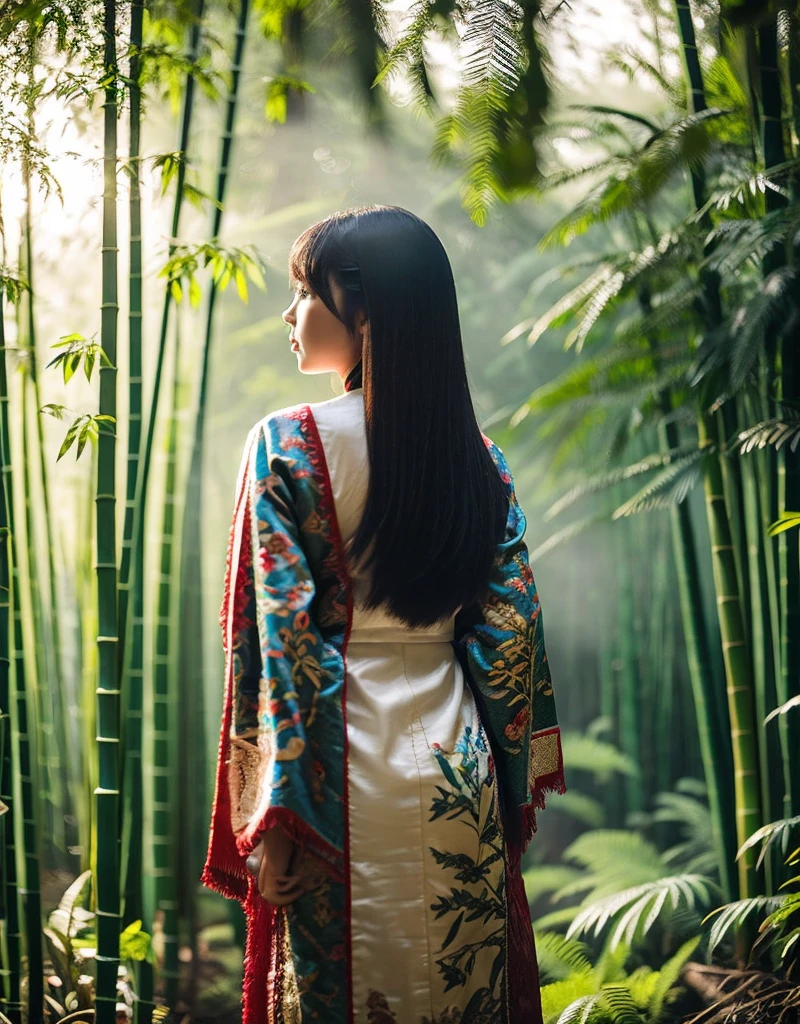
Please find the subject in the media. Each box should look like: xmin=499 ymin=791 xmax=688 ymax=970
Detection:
xmin=202 ymin=431 xmax=276 ymax=1024
xmin=505 ymin=833 xmax=543 ymax=1024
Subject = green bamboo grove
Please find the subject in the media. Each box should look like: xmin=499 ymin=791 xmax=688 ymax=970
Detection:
xmin=0 ymin=0 xmax=798 ymax=1020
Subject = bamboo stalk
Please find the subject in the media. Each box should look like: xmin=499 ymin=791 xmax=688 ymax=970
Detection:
xmin=697 ymin=413 xmax=761 ymax=895
xmin=94 ymin=0 xmax=121 ymax=1019
xmin=0 ymin=286 xmax=22 ymax=1024
xmin=152 ymin=369 xmax=182 ymax=1006
xmin=178 ymin=4 xmax=251 ymax=995
xmin=10 ymin=238 xmax=44 ymax=1021
xmin=119 ymin=0 xmax=206 ymax=686
xmin=120 ymin=0 xmax=144 ymax=927
xmin=119 ymin=1 xmax=153 ymax=1016
xmin=616 ymin=519 xmax=643 ymax=812
xmin=673 ymin=0 xmax=763 ymax=897
xmin=21 ymin=34 xmax=72 ymax=863
xmin=758 ymin=20 xmax=800 ymax=820
xmin=120 ymin=0 xmax=205 ymax=958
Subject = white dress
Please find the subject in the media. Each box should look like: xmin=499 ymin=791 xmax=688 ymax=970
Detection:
xmin=310 ymin=387 xmax=506 ymax=1024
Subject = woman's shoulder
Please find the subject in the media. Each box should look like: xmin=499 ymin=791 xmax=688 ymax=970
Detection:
xmin=480 ymin=431 xmax=512 ymax=482
xmin=246 ymin=389 xmax=364 ymax=458
xmin=254 ymin=388 xmax=363 ymax=429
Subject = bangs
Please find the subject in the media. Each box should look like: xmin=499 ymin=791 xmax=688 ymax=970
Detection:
xmin=288 ymin=219 xmax=336 ymax=291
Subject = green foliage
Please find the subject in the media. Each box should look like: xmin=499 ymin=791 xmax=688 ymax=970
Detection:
xmin=736 ymin=415 xmax=800 ymax=456
xmin=767 ymin=512 xmax=800 ymax=537
xmin=765 ymin=695 xmax=800 ymax=722
xmin=152 ymin=151 xmax=222 ymax=209
xmin=560 ymin=734 xmax=639 ymax=782
xmin=158 ymin=241 xmax=267 ymax=307
xmin=567 ymin=873 xmax=718 ymax=950
xmin=539 ymin=935 xmax=700 ymax=1023
xmin=45 ymin=334 xmax=113 ymax=384
xmin=737 ymin=816 xmax=800 ymax=870
xmin=139 ymin=8 xmax=223 ymax=112
xmin=264 ymin=73 xmax=316 ymax=123
xmin=42 ymin=871 xmax=154 ymax=1019
xmin=638 ymin=783 xmax=719 ymax=877
xmin=384 ymin=0 xmax=550 ymax=223
xmin=53 ymin=413 xmax=116 ymax=461
xmin=703 ymin=895 xmax=783 ymax=956
xmin=0 ymin=271 xmax=30 ymax=305
xmin=695 ymin=811 xmax=800 ymax=968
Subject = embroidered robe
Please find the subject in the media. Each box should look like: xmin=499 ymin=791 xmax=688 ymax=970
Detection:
xmin=202 ymin=391 xmax=565 ymax=1024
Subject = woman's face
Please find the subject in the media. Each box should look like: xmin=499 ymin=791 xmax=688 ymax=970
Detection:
xmin=281 ymin=273 xmax=365 ymax=379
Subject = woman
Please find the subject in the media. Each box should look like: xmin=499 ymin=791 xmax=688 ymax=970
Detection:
xmin=202 ymin=205 xmax=565 ymax=1024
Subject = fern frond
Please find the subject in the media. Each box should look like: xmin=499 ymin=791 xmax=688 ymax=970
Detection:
xmin=597 ymin=984 xmax=641 ymax=1024
xmin=528 ymin=514 xmax=606 ymax=561
xmin=555 ymin=994 xmax=600 ymax=1024
xmin=545 ymin=446 xmax=698 ymax=520
xmin=536 ymin=157 xmax=629 ymax=194
xmin=460 ymin=0 xmax=523 ymax=96
xmin=736 ymin=816 xmax=800 ymax=869
xmin=565 ymin=269 xmax=627 ymax=350
xmin=561 ymin=830 xmax=668 ymax=901
xmin=536 ymin=931 xmax=594 ymax=979
xmin=648 ymin=935 xmax=701 ymax=1015
xmin=702 ymin=55 xmax=749 ymax=115
xmin=568 ymin=103 xmax=660 ymax=134
xmin=604 ymin=47 xmax=682 ymax=103
xmin=567 ymin=874 xmax=718 ymax=950
xmin=538 ymin=174 xmax=639 ymax=250
xmin=736 ymin=416 xmax=800 ymax=454
xmin=612 ymin=448 xmax=706 ymax=517
xmin=523 ymin=865 xmax=585 ymax=905
xmin=729 ymin=267 xmax=798 ymax=389
xmin=519 ymin=345 xmax=669 ymax=416
xmin=537 ymin=905 xmax=590 ymax=931
xmin=560 ymin=735 xmax=639 ymax=779
xmin=704 ymin=208 xmax=800 ymax=275
xmin=548 ymin=791 xmax=606 ymax=828
xmin=541 ymin=978 xmax=595 ymax=1024
xmin=614 ymin=285 xmax=700 ymax=346
xmin=522 ymin=262 xmax=623 ymax=345
xmin=704 ymin=895 xmax=782 ymax=955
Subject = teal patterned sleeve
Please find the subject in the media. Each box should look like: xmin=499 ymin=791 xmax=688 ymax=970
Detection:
xmin=226 ymin=417 xmax=347 ymax=880
xmin=454 ymin=439 xmax=565 ymax=850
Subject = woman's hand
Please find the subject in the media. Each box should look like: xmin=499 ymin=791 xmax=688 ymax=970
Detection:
xmin=246 ymin=826 xmax=304 ymax=906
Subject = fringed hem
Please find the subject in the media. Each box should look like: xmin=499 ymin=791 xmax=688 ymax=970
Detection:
xmin=200 ymin=863 xmax=249 ymax=904
xmin=521 ymin=727 xmax=567 ymax=851
xmin=243 ymin=882 xmax=275 ymax=1024
xmin=504 ymin=832 xmax=543 ymax=1024
xmin=235 ymin=805 xmax=347 ymax=883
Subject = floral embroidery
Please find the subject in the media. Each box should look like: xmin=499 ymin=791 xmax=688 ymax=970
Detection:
xmin=504 ymin=706 xmax=529 ymax=742
xmin=428 ymin=725 xmax=505 ymax=1023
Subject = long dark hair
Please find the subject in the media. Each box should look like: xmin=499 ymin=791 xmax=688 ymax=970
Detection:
xmin=289 ymin=205 xmax=508 ymax=629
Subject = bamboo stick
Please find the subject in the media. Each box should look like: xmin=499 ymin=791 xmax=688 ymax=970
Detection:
xmin=94 ymin=0 xmax=121 ymax=1019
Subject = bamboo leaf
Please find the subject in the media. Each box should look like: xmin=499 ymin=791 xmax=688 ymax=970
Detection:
xmin=765 ymin=695 xmax=800 ymax=722
xmin=234 ymin=266 xmax=248 ymax=303
xmin=767 ymin=512 xmax=800 ymax=537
